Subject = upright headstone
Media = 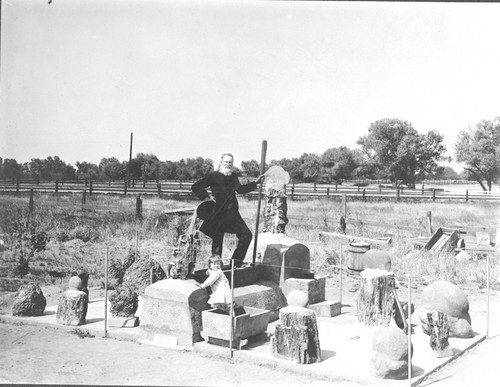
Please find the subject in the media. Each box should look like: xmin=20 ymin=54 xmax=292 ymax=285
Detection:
xmin=12 ymin=282 xmax=46 ymax=316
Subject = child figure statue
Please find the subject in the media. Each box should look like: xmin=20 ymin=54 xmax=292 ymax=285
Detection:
xmin=198 ymin=255 xmax=232 ymax=312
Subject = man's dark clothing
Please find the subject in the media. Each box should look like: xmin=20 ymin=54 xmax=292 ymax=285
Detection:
xmin=191 ymin=172 xmax=257 ymax=265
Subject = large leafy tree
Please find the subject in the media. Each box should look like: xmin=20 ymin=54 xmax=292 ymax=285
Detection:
xmin=357 ymin=118 xmax=449 ymax=188
xmin=99 ymin=157 xmax=124 ymax=180
xmin=241 ymin=160 xmax=261 ymax=177
xmin=321 ymin=147 xmax=361 ymax=183
xmin=455 ymin=117 xmax=500 ymax=191
xmin=75 ymin=161 xmax=99 ymax=180
xmin=0 ymin=158 xmax=22 ymax=180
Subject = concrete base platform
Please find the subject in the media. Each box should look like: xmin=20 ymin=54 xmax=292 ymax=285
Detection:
xmin=0 ymin=295 xmax=487 ymax=386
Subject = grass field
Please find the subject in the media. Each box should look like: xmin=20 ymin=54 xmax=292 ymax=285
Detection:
xmin=0 ymin=192 xmax=498 ymax=293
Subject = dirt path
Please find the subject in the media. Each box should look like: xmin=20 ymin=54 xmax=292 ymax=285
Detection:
xmin=0 ymin=319 xmax=364 ymax=386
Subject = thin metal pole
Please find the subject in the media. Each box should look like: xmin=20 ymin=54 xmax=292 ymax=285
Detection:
xmin=339 ymin=240 xmax=343 ymax=313
xmin=104 ymin=247 xmax=109 ymax=337
xmin=229 ymin=259 xmax=235 ymax=358
xmin=486 ymin=253 xmax=490 ymax=339
xmin=408 ymin=276 xmax=412 ymax=384
xmin=252 ymin=140 xmax=267 ymax=265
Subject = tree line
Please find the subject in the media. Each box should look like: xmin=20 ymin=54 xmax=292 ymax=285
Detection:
xmin=1 ymin=117 xmax=499 ymax=190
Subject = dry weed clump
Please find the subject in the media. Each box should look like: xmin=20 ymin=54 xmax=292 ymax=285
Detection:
xmin=0 ymin=193 xmax=498 ymax=291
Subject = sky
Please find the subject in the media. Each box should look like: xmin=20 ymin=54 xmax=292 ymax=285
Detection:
xmin=1 ymin=0 xmax=500 ymax=172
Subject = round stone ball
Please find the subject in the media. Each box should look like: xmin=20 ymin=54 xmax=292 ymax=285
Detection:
xmin=287 ymin=290 xmax=309 ymax=307
xmin=68 ymin=276 xmax=83 ymax=291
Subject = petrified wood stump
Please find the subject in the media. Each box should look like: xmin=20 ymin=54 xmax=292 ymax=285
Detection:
xmin=357 ymin=269 xmax=395 ymax=326
xmin=272 ymin=306 xmax=321 ymax=364
xmin=427 ymin=311 xmax=454 ymax=358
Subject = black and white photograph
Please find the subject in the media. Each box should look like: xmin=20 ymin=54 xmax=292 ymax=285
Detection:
xmin=1 ymin=1 xmax=499 ymax=386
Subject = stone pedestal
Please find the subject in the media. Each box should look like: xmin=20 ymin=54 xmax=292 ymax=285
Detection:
xmin=308 ymin=301 xmax=341 ymax=317
xmin=139 ymin=279 xmax=209 ymax=347
xmin=56 ymin=289 xmax=88 ymax=326
xmin=272 ymin=306 xmax=321 ymax=364
xmin=281 ymin=277 xmax=326 ymax=305
xmin=233 ymin=280 xmax=286 ymax=322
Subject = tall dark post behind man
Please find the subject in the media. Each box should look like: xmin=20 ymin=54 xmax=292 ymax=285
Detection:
xmin=191 ymin=153 xmax=264 ymax=267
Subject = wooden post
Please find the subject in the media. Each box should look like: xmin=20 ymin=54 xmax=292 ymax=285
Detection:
xmin=55 ymin=180 xmax=59 ymax=193
xmin=363 ymin=189 xmax=366 ymax=201
xmin=432 ymin=189 xmax=436 ymax=201
xmin=127 ymin=132 xmax=133 ymax=188
xmin=291 ymin=184 xmax=295 ymax=200
xmin=335 ymin=184 xmax=338 ymax=192
xmin=136 ymin=196 xmax=142 ymax=219
xmin=252 ymin=140 xmax=267 ymax=265
xmin=179 ymin=179 xmax=182 ymax=189
xmin=427 ymin=211 xmax=432 ymax=235
xmin=314 ymin=182 xmax=317 ymax=192
xmin=157 ymin=182 xmax=161 ymax=195
xmin=379 ymin=185 xmax=381 ymax=194
xmin=82 ymin=190 xmax=87 ymax=208
xmin=124 ymin=180 xmax=127 ymax=194
xmin=465 ymin=189 xmax=469 ymax=202
xmin=397 ymin=189 xmax=400 ymax=201
xmin=89 ymin=180 xmax=93 ymax=194
xmin=421 ymin=184 xmax=424 ymax=195
xmin=29 ymin=189 xmax=34 ymax=213
xmin=357 ymin=269 xmax=395 ymax=326
xmin=327 ymin=187 xmax=330 ymax=199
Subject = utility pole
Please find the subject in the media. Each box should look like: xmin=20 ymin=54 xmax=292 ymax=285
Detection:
xmin=127 ymin=132 xmax=133 ymax=187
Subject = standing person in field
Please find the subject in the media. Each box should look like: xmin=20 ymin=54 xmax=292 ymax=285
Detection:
xmin=191 ymin=153 xmax=264 ymax=268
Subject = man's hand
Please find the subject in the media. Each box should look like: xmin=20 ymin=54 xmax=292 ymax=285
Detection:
xmin=255 ymin=175 xmax=265 ymax=185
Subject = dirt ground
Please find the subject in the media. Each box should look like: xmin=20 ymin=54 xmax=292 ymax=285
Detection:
xmin=0 ymin=277 xmax=498 ymax=386
xmin=0 ymin=283 xmax=365 ymax=386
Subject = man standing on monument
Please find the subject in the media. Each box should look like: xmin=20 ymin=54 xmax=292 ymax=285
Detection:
xmin=191 ymin=153 xmax=264 ymax=268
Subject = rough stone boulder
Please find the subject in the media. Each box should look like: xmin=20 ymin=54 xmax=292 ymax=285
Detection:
xmin=12 ymin=282 xmax=47 ymax=316
xmin=417 ymin=281 xmax=473 ymax=338
xmin=362 ymin=249 xmax=391 ymax=271
xmin=109 ymin=285 xmax=139 ymax=317
xmin=371 ymin=327 xmax=412 ymax=379
xmin=56 ymin=276 xmax=88 ymax=326
xmin=286 ymin=290 xmax=309 ymax=308
xmin=122 ymin=255 xmax=166 ymax=295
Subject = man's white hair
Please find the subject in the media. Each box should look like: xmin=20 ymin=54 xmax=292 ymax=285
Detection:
xmin=217 ymin=153 xmax=234 ymax=171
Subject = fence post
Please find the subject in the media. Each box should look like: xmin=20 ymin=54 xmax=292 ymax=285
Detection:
xmin=124 ymin=180 xmax=127 ymax=195
xmin=291 ymin=184 xmax=295 ymax=201
xmin=397 ymin=189 xmax=400 ymax=202
xmin=314 ymin=182 xmax=317 ymax=192
xmin=363 ymin=189 xmax=366 ymax=201
xmin=136 ymin=195 xmax=143 ymax=220
xmin=421 ymin=184 xmax=424 ymax=195
xmin=379 ymin=184 xmax=381 ymax=194
xmin=16 ymin=180 xmax=20 ymax=194
xmin=179 ymin=179 xmax=182 ymax=189
xmin=357 ymin=185 xmax=360 ymax=193
xmin=29 ymin=189 xmax=34 ymax=213
xmin=327 ymin=187 xmax=330 ymax=199
xmin=335 ymin=184 xmax=338 ymax=192
xmin=109 ymin=179 xmax=111 ymax=187
xmin=157 ymin=182 xmax=161 ymax=195
xmin=82 ymin=190 xmax=87 ymax=208
xmin=55 ymin=180 xmax=59 ymax=193
xmin=432 ymin=189 xmax=436 ymax=201
xmin=466 ymin=189 xmax=469 ymax=202
xmin=89 ymin=180 xmax=93 ymax=194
